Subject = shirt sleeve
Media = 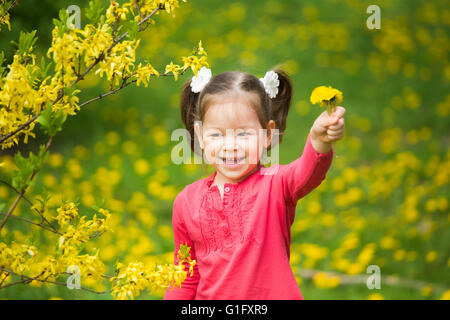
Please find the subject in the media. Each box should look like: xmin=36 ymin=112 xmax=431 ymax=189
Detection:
xmin=163 ymin=192 xmax=200 ymax=300
xmin=278 ymin=132 xmax=334 ymax=206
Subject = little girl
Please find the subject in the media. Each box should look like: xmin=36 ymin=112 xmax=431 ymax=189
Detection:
xmin=164 ymin=67 xmax=346 ymax=300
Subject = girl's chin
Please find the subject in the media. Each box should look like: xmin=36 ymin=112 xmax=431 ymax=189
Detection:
xmin=219 ymin=162 xmax=246 ymax=169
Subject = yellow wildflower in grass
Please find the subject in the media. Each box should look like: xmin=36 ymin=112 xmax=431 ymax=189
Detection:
xmin=134 ymin=159 xmax=150 ymax=176
xmin=157 ymin=225 xmax=173 ymax=239
xmin=331 ymin=177 xmax=346 ymax=191
xmin=346 ymin=262 xmax=364 ymax=275
xmin=312 ymin=272 xmax=340 ymax=289
xmin=292 ymin=218 xmax=310 ymax=233
xmin=441 ymin=290 xmax=450 ymax=300
xmin=367 ymin=293 xmax=384 ymax=300
xmin=421 ymin=285 xmax=433 ymax=297
xmin=426 ymin=251 xmax=437 ymax=263
xmin=380 ymin=236 xmax=399 ymax=250
xmin=306 ymin=200 xmax=322 ymax=215
xmin=394 ymin=249 xmax=406 ymax=261
xmin=43 ymin=174 xmax=57 ymax=188
xmin=136 ymin=209 xmax=157 ymax=228
xmin=310 ymin=85 xmax=343 ymax=115
xmin=332 ymin=257 xmax=350 ymax=271
xmin=299 ymin=243 xmax=329 ymax=261
xmin=105 ymin=131 xmax=121 ymax=146
xmin=320 ymin=213 xmax=336 ymax=227
xmin=48 ymin=153 xmax=64 ymax=167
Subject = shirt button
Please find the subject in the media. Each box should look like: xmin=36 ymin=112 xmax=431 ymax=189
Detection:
xmin=222 ymin=226 xmax=228 ymax=234
xmin=224 ymin=199 xmax=228 ymax=205
xmin=224 ymin=186 xmax=230 ymax=192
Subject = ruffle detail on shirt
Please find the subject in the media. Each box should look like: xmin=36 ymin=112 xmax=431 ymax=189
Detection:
xmin=233 ymin=190 xmax=259 ymax=244
xmin=199 ymin=190 xmax=220 ymax=255
xmin=198 ymin=185 xmax=260 ymax=256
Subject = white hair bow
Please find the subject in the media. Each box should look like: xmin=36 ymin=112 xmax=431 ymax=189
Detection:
xmin=190 ymin=67 xmax=212 ymax=93
xmin=259 ymin=70 xmax=279 ymax=99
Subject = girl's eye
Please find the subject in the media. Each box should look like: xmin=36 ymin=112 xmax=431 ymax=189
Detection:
xmin=210 ymin=133 xmax=222 ymax=137
xmin=238 ymin=132 xmax=248 ymax=137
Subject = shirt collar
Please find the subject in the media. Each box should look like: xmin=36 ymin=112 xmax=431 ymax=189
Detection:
xmin=204 ymin=162 xmax=263 ymax=189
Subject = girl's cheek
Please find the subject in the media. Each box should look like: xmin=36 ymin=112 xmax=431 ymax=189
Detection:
xmin=203 ymin=140 xmax=222 ymax=164
xmin=240 ymin=137 xmax=259 ymax=165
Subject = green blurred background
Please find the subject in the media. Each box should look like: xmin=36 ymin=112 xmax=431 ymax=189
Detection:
xmin=0 ymin=0 xmax=449 ymax=299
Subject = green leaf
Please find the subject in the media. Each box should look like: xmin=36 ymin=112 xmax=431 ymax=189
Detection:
xmin=39 ymin=56 xmax=52 ymax=79
xmin=0 ymin=51 xmax=5 ymax=76
xmin=52 ymin=9 xmax=70 ymax=37
xmin=86 ymin=0 xmax=105 ymax=23
xmin=122 ymin=20 xmax=139 ymax=40
xmin=0 ymin=202 xmax=6 ymax=213
xmin=12 ymin=151 xmax=34 ymax=191
xmin=37 ymin=103 xmax=67 ymax=136
xmin=10 ymin=30 xmax=38 ymax=56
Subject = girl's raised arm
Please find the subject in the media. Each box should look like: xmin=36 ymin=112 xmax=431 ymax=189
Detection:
xmin=163 ymin=194 xmax=200 ymax=300
xmin=276 ymin=132 xmax=334 ymax=207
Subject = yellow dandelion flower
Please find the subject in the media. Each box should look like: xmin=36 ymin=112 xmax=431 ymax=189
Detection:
xmin=310 ymin=85 xmax=343 ymax=115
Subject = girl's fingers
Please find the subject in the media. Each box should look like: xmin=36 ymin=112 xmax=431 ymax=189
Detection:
xmin=328 ymin=124 xmax=341 ymax=130
xmin=327 ymin=128 xmax=343 ymax=135
xmin=327 ymin=134 xmax=342 ymax=141
xmin=328 ymin=118 xmax=345 ymax=130
xmin=327 ymin=134 xmax=341 ymax=139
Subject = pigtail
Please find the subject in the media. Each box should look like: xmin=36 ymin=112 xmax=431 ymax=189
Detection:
xmin=180 ymin=79 xmax=201 ymax=156
xmin=270 ymin=67 xmax=293 ymax=146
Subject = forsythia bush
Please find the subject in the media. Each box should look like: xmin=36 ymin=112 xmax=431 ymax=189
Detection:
xmin=0 ymin=0 xmax=205 ymax=299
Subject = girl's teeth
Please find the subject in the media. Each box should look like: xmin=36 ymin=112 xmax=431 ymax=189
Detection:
xmin=222 ymin=157 xmax=244 ymax=163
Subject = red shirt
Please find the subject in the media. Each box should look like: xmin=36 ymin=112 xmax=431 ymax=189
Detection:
xmin=164 ymin=133 xmax=334 ymax=299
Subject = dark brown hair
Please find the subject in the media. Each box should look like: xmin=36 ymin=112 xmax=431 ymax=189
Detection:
xmin=180 ymin=66 xmax=293 ymax=159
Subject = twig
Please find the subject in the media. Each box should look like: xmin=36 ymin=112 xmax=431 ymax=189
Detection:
xmin=0 ymin=0 xmax=17 ymax=25
xmin=77 ymin=68 xmax=188 ymax=110
xmin=0 ymin=135 xmax=53 ymax=231
xmin=0 ymin=268 xmax=112 ymax=294
xmin=0 ymin=179 xmax=60 ymax=233
xmin=78 ymin=78 xmax=136 ymax=109
xmin=0 ymin=212 xmax=62 ymax=235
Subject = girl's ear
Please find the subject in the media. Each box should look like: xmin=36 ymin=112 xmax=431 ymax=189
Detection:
xmin=265 ymin=120 xmax=276 ymax=149
xmin=194 ymin=121 xmax=204 ymax=150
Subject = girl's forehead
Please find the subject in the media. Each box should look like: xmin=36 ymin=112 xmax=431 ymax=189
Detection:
xmin=203 ymin=100 xmax=261 ymax=129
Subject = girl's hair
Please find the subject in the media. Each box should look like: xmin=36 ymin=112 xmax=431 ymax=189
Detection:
xmin=180 ymin=66 xmax=293 ymax=160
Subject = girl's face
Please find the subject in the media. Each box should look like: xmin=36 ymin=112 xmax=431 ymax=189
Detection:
xmin=194 ymin=96 xmax=275 ymax=185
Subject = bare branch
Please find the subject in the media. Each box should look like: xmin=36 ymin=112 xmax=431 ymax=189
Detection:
xmin=0 ymin=212 xmax=62 ymax=235
xmin=0 ymin=135 xmax=53 ymax=231
xmin=0 ymin=179 xmax=60 ymax=233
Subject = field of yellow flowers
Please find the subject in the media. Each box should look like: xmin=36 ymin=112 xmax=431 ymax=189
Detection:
xmin=1 ymin=0 xmax=449 ymax=299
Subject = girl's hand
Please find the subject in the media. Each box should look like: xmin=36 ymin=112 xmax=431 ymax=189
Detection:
xmin=309 ymin=106 xmax=346 ymax=153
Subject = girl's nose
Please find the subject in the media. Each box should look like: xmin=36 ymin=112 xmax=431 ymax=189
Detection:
xmin=224 ymin=130 xmax=237 ymax=151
